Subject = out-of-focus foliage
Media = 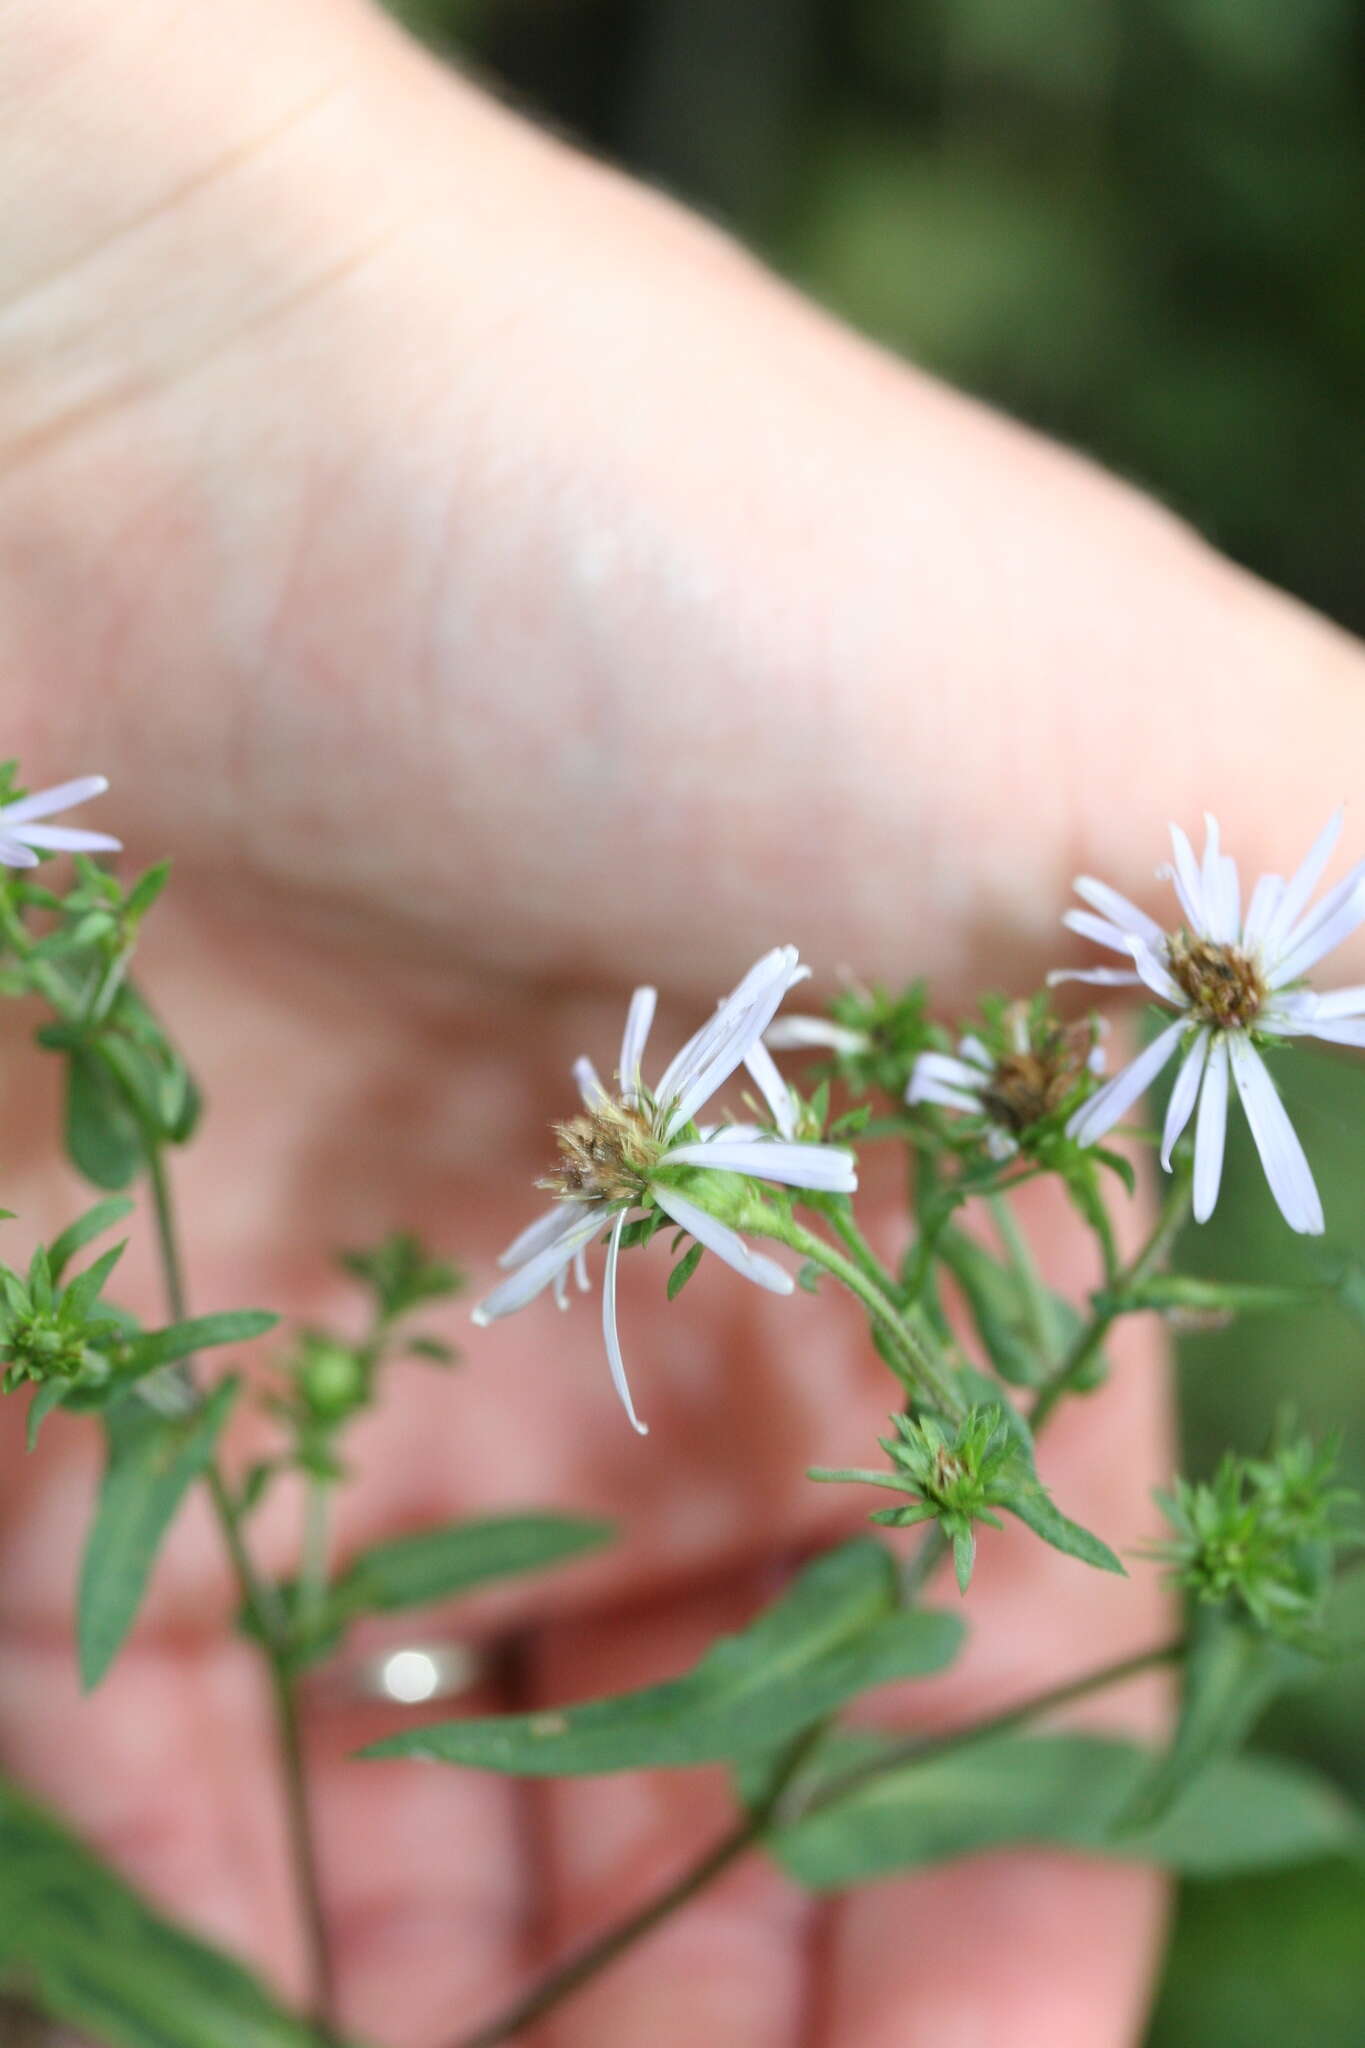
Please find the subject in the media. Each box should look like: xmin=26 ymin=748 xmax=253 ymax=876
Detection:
xmin=383 ymin=4 xmax=1365 ymax=2037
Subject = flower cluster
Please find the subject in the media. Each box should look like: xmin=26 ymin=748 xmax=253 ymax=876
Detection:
xmin=906 ymin=995 xmax=1106 ymax=1162
xmin=1054 ymin=813 xmax=1365 ymax=1234
xmin=473 ymin=948 xmax=858 ymax=1433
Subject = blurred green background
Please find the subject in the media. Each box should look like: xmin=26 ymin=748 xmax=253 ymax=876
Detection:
xmin=384 ymin=3 xmax=1365 ymax=2038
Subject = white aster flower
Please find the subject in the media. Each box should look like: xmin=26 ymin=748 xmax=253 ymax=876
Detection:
xmin=1053 ymin=812 xmax=1365 ymax=1234
xmin=0 ymin=775 xmax=121 ymax=869
xmin=763 ymin=1015 xmax=873 ymax=1058
xmin=473 ymin=947 xmax=858 ymax=1434
xmin=907 ymin=1004 xmax=1106 ymax=1161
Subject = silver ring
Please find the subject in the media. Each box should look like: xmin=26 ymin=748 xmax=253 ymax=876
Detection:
xmin=327 ymin=1640 xmax=489 ymax=1707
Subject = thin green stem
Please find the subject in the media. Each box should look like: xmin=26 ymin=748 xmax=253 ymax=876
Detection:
xmin=1030 ymin=1171 xmax=1193 ymax=1431
xmin=142 ymin=1144 xmax=336 ymax=2034
xmin=297 ymin=1477 xmax=334 ymax=1641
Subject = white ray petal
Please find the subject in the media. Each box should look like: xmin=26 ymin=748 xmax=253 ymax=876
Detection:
xmin=743 ymin=1037 xmax=797 ymax=1138
xmin=1307 ymin=984 xmax=1365 ymax=1020
xmin=1304 ymin=1018 xmax=1365 ymax=1048
xmin=1200 ymin=815 xmax=1232 ymax=940
xmin=662 ymin=948 xmax=807 ymax=1141
xmin=650 ymin=1183 xmax=794 ymax=1296
xmin=1192 ymin=1035 xmax=1230 ymax=1222
xmin=1047 ymin=966 xmax=1144 ymax=988
xmin=1267 ymin=860 xmax=1365 ymax=975
xmin=1063 ymin=907 xmax=1139 ymax=956
xmin=958 ymin=1034 xmax=994 ymax=1071
xmin=1243 ymin=873 xmax=1285 ymax=952
xmin=763 ymin=1016 xmax=869 ymax=1055
xmin=1166 ymin=823 xmax=1207 ymax=930
xmin=1127 ymin=939 xmax=1184 ymax=1006
xmin=663 ymin=1137 xmax=857 ymax=1193
xmin=0 ymin=774 xmax=109 ymax=826
xmin=1066 ymin=1020 xmax=1184 ymax=1147
xmin=1268 ymin=878 xmax=1365 ymax=989
xmin=1160 ymin=1028 xmax=1209 ymax=1171
xmin=1260 ymin=810 xmax=1342 ymax=958
xmin=906 ymin=1074 xmax=985 ymax=1114
xmin=1073 ymin=876 xmax=1164 ymax=945
xmin=910 ymin=1051 xmax=986 ymax=1092
xmin=573 ymin=1056 xmax=608 ymax=1108
xmin=0 ymin=834 xmax=39 ymax=868
xmin=496 ymin=1203 xmax=587 ymax=1271
xmin=1229 ymin=1037 xmax=1324 ymax=1235
xmin=602 ymin=1211 xmax=648 ymax=1434
xmin=574 ymin=1247 xmax=591 ymax=1292
xmin=9 ymin=824 xmax=122 ymax=853
xmin=474 ymin=1206 xmax=605 ymax=1320
xmin=618 ymin=986 xmax=657 ymax=1105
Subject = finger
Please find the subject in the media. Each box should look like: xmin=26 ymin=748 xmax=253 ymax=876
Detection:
xmin=520 ymin=1573 xmax=817 ymax=2048
xmin=4 ymin=8 xmax=1362 ymax=1001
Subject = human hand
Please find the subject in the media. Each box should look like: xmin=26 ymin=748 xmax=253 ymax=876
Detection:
xmin=1 ymin=4 xmax=1362 ymax=2043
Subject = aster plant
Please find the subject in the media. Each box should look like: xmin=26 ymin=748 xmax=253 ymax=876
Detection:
xmin=0 ymin=772 xmax=1362 ymax=2048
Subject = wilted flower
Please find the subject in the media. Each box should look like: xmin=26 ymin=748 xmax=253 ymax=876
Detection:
xmin=0 ymin=775 xmax=121 ymax=869
xmin=473 ymin=948 xmax=858 ymax=1433
xmin=907 ymin=999 xmax=1105 ymax=1159
xmin=1054 ymin=814 xmax=1365 ymax=1234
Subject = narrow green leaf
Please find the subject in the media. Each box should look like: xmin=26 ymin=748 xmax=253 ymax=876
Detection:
xmin=1124 ymin=1274 xmax=1332 ymax=1317
xmin=1121 ymin=1609 xmax=1312 ymax=1828
xmin=46 ymin=1198 xmax=135 ymax=1286
xmin=770 ymin=1732 xmax=1361 ymax=1890
xmin=122 ymin=1310 xmax=278 ymax=1376
xmin=1005 ymin=1486 xmax=1126 ymax=1576
xmin=64 ymin=1047 xmax=143 ymax=1189
xmin=77 ymin=1379 xmax=240 ymax=1688
xmin=332 ymin=1513 xmax=615 ymax=1624
xmin=61 ymin=1239 xmax=128 ymax=1320
xmin=363 ymin=1540 xmax=964 ymax=1774
xmin=25 ymin=1381 xmax=67 ymax=1451
xmin=0 ymin=1770 xmax=343 ymax=2047
xmin=667 ymin=1241 xmax=705 ymax=1301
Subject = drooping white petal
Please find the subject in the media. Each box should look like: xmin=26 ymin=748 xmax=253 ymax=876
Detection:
xmin=473 ymin=1206 xmax=605 ymax=1321
xmin=1192 ymin=1035 xmax=1230 ymax=1223
xmin=1066 ymin=1020 xmax=1184 ymax=1147
xmin=0 ymin=774 xmax=110 ymax=826
xmin=496 ymin=1203 xmax=586 ymax=1271
xmin=1304 ymin=1017 xmax=1365 ymax=1048
xmin=763 ymin=1016 xmax=869 ymax=1055
xmin=1063 ymin=908 xmax=1140 ymax=957
xmin=574 ymin=1247 xmax=591 ymax=1292
xmin=573 ymin=1056 xmax=608 ymax=1107
xmin=1259 ymin=811 xmax=1342 ymax=959
xmin=663 ymin=1136 xmax=857 ymax=1193
xmin=958 ymin=1034 xmax=995 ymax=1072
xmin=742 ymin=1036 xmax=797 ymax=1138
xmin=1073 ymin=876 xmax=1165 ymax=945
xmin=1160 ymin=1028 xmax=1209 ymax=1171
xmin=618 ymin=986 xmax=657 ymax=1105
xmin=602 ymin=1211 xmax=648 ymax=1435
xmin=8 ymin=824 xmax=122 ymax=853
xmin=661 ymin=948 xmax=807 ymax=1142
xmin=1166 ymin=823 xmax=1207 ymax=931
xmin=1267 ymin=876 xmax=1365 ymax=989
xmin=1306 ymin=984 xmax=1365 ymax=1020
xmin=1047 ymin=966 xmax=1144 ymax=989
xmin=1228 ymin=1037 xmax=1324 ymax=1236
xmin=0 ymin=834 xmax=39 ymax=868
xmin=1243 ymin=873 xmax=1285 ymax=953
xmin=1127 ymin=939 xmax=1184 ymax=1006
xmin=650 ymin=1183 xmax=794 ymax=1296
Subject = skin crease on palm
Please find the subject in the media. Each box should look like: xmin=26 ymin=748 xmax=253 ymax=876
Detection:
xmin=0 ymin=2 xmax=1363 ymax=2044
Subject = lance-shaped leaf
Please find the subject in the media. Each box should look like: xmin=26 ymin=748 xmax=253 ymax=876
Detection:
xmin=64 ymin=1046 xmax=142 ymax=1189
xmin=78 ymin=1379 xmax=240 ymax=1689
xmin=1119 ymin=1274 xmax=1335 ymax=1318
xmin=363 ymin=1540 xmax=963 ymax=1775
xmin=120 ymin=1309 xmax=279 ymax=1378
xmin=323 ymin=1514 xmax=614 ymax=1636
xmin=46 ymin=1197 xmax=135 ymax=1286
xmin=769 ymin=1731 xmax=1362 ymax=1890
xmin=0 ymin=1771 xmax=346 ymax=2047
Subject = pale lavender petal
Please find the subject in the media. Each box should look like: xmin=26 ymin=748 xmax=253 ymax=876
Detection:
xmin=1229 ymin=1037 xmax=1324 ymax=1235
xmin=1047 ymin=966 xmax=1144 ymax=989
xmin=763 ymin=1016 xmax=869 ymax=1055
xmin=1192 ymin=1036 xmax=1230 ymax=1222
xmin=958 ymin=1034 xmax=994 ymax=1072
xmin=1066 ymin=1020 xmax=1184 ymax=1147
xmin=497 ymin=1204 xmax=584 ymax=1270
xmin=1127 ymin=939 xmax=1184 ymax=1006
xmin=473 ymin=1206 xmax=605 ymax=1322
xmin=1216 ymin=853 xmax=1242 ymax=945
xmin=0 ymin=834 xmax=39 ymax=868
xmin=1304 ymin=1018 xmax=1365 ymax=1048
xmin=1160 ymin=1028 xmax=1209 ymax=1171
xmin=1307 ymin=984 xmax=1365 ymax=1020
xmin=1200 ymin=815 xmax=1227 ymax=937
xmin=1268 ymin=878 xmax=1365 ymax=990
xmin=743 ymin=1037 xmax=797 ymax=1138
xmin=911 ymin=1051 xmax=987 ymax=1092
xmin=1063 ymin=908 xmax=1139 ymax=957
xmin=602 ymin=1211 xmax=648 ymax=1435
xmin=618 ymin=986 xmax=657 ymax=1105
xmin=10 ymin=824 xmax=122 ymax=853
xmin=662 ymin=948 xmax=807 ymax=1141
xmin=1243 ymin=873 xmax=1285 ymax=953
xmin=1267 ymin=860 xmax=1365 ymax=978
xmin=650 ymin=1183 xmax=794 ymax=1296
xmin=0 ymin=774 xmax=109 ymax=826
xmin=1166 ymin=823 xmax=1206 ymax=930
xmin=906 ymin=1060 xmax=984 ymax=1113
xmin=573 ymin=1056 xmax=607 ymax=1108
xmin=1260 ymin=811 xmax=1342 ymax=959
xmin=1073 ymin=876 xmax=1164 ymax=945
xmin=663 ymin=1136 xmax=857 ymax=1193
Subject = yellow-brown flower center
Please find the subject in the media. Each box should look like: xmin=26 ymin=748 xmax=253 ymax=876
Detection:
xmin=1166 ymin=933 xmax=1265 ymax=1030
xmin=979 ymin=1024 xmax=1097 ymax=1134
xmin=542 ymin=1099 xmax=658 ymax=1203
